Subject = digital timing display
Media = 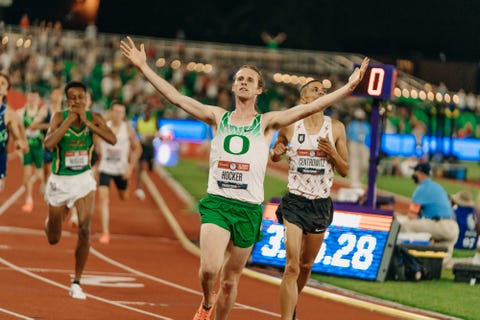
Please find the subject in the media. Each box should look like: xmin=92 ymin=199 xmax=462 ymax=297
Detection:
xmin=352 ymin=64 xmax=397 ymax=100
xmin=250 ymin=203 xmax=399 ymax=281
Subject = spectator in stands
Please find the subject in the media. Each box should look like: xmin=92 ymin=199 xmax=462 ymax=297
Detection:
xmin=19 ymin=13 xmax=30 ymax=34
xmin=400 ymin=162 xmax=459 ymax=267
xmin=261 ymin=31 xmax=287 ymax=50
xmin=120 ymin=36 xmax=368 ymax=320
xmin=346 ymin=108 xmax=370 ymax=187
xmin=84 ymin=20 xmax=98 ymax=45
xmin=386 ymin=105 xmax=412 ymax=134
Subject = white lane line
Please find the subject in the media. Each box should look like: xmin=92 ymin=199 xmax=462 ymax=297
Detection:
xmin=0 ymin=257 xmax=173 ymax=320
xmin=0 ymin=307 xmax=35 ymax=320
xmin=0 ymin=173 xmax=37 ymax=216
xmin=0 ymin=266 xmax=138 ymax=277
xmin=90 ymin=247 xmax=200 ymax=295
xmin=0 ymin=186 xmax=24 ymax=216
xmin=91 ymin=247 xmax=281 ymax=317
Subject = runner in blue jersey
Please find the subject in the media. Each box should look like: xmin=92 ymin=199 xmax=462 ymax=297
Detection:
xmin=0 ymin=72 xmax=28 ymax=191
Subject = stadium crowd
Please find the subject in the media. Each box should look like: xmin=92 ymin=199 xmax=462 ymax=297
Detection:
xmin=2 ymin=18 xmax=480 ymax=143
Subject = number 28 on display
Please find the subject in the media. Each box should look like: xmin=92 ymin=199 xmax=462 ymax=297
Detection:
xmin=253 ymin=220 xmax=389 ymax=280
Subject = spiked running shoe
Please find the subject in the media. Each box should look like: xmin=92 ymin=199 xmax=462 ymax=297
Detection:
xmin=193 ymin=293 xmax=216 ymax=320
xmin=21 ymin=201 xmax=33 ymax=213
xmin=99 ymin=233 xmax=110 ymax=244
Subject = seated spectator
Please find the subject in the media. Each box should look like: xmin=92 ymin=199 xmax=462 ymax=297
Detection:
xmin=400 ymin=162 xmax=459 ymax=268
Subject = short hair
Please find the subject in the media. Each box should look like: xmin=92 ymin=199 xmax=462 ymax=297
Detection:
xmin=299 ymin=79 xmax=322 ymax=96
xmin=64 ymin=81 xmax=87 ymax=96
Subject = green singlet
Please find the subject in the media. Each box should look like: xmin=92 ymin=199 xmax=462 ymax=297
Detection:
xmin=51 ymin=110 xmax=94 ymax=176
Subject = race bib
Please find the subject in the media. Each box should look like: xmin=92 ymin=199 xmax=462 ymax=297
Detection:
xmin=65 ymin=150 xmax=89 ymax=170
xmin=105 ymin=148 xmax=122 ymax=163
xmin=296 ymin=149 xmax=327 ymax=175
xmin=216 ymin=160 xmax=250 ymax=189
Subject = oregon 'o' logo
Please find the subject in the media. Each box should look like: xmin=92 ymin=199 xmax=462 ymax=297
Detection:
xmin=224 ymin=134 xmax=250 ymax=155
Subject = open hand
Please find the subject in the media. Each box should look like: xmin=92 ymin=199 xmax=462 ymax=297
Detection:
xmin=348 ymin=57 xmax=370 ymax=91
xmin=120 ymin=36 xmax=147 ymax=69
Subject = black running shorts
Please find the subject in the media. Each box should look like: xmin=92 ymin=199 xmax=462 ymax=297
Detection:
xmin=275 ymin=192 xmax=333 ymax=234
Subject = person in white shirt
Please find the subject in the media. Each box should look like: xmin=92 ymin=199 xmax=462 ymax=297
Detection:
xmin=96 ymin=101 xmax=142 ymax=244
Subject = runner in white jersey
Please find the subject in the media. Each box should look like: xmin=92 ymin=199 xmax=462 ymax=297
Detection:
xmin=286 ymin=116 xmax=335 ymax=199
xmin=270 ymin=80 xmax=350 ymax=320
xmin=97 ymin=101 xmax=142 ymax=244
xmin=207 ymin=111 xmax=268 ymax=204
xmin=121 ymin=36 xmax=368 ymax=320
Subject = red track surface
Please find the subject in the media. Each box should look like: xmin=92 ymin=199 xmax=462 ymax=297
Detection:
xmin=0 ymin=156 xmax=447 ymax=320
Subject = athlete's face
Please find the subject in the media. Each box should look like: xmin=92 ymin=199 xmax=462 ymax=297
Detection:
xmin=301 ymin=81 xmax=326 ymax=104
xmin=27 ymin=91 xmax=41 ymax=107
xmin=66 ymin=87 xmax=87 ymax=109
xmin=232 ymin=68 xmax=262 ymax=99
xmin=111 ymin=104 xmax=126 ymax=123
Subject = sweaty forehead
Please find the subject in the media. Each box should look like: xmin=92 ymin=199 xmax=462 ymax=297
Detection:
xmin=67 ymin=87 xmax=86 ymax=96
xmin=307 ymin=81 xmax=324 ymax=91
xmin=235 ymin=68 xmax=258 ymax=80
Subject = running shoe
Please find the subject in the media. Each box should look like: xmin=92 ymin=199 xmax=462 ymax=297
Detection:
xmin=69 ymin=283 xmax=87 ymax=300
xmin=135 ymin=188 xmax=146 ymax=200
xmin=99 ymin=233 xmax=110 ymax=244
xmin=21 ymin=202 xmax=33 ymax=213
xmin=193 ymin=293 xmax=216 ymax=320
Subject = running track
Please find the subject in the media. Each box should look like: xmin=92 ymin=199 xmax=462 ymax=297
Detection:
xmin=0 ymin=156 xmax=454 ymax=320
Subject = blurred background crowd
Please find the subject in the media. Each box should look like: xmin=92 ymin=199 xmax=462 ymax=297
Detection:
xmin=2 ymin=16 xmax=480 ymax=145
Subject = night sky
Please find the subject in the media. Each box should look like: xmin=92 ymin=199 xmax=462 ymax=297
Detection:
xmin=1 ymin=0 xmax=480 ymax=63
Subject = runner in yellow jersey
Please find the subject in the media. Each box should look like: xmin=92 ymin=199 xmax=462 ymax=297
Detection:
xmin=134 ymin=103 xmax=158 ymax=200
